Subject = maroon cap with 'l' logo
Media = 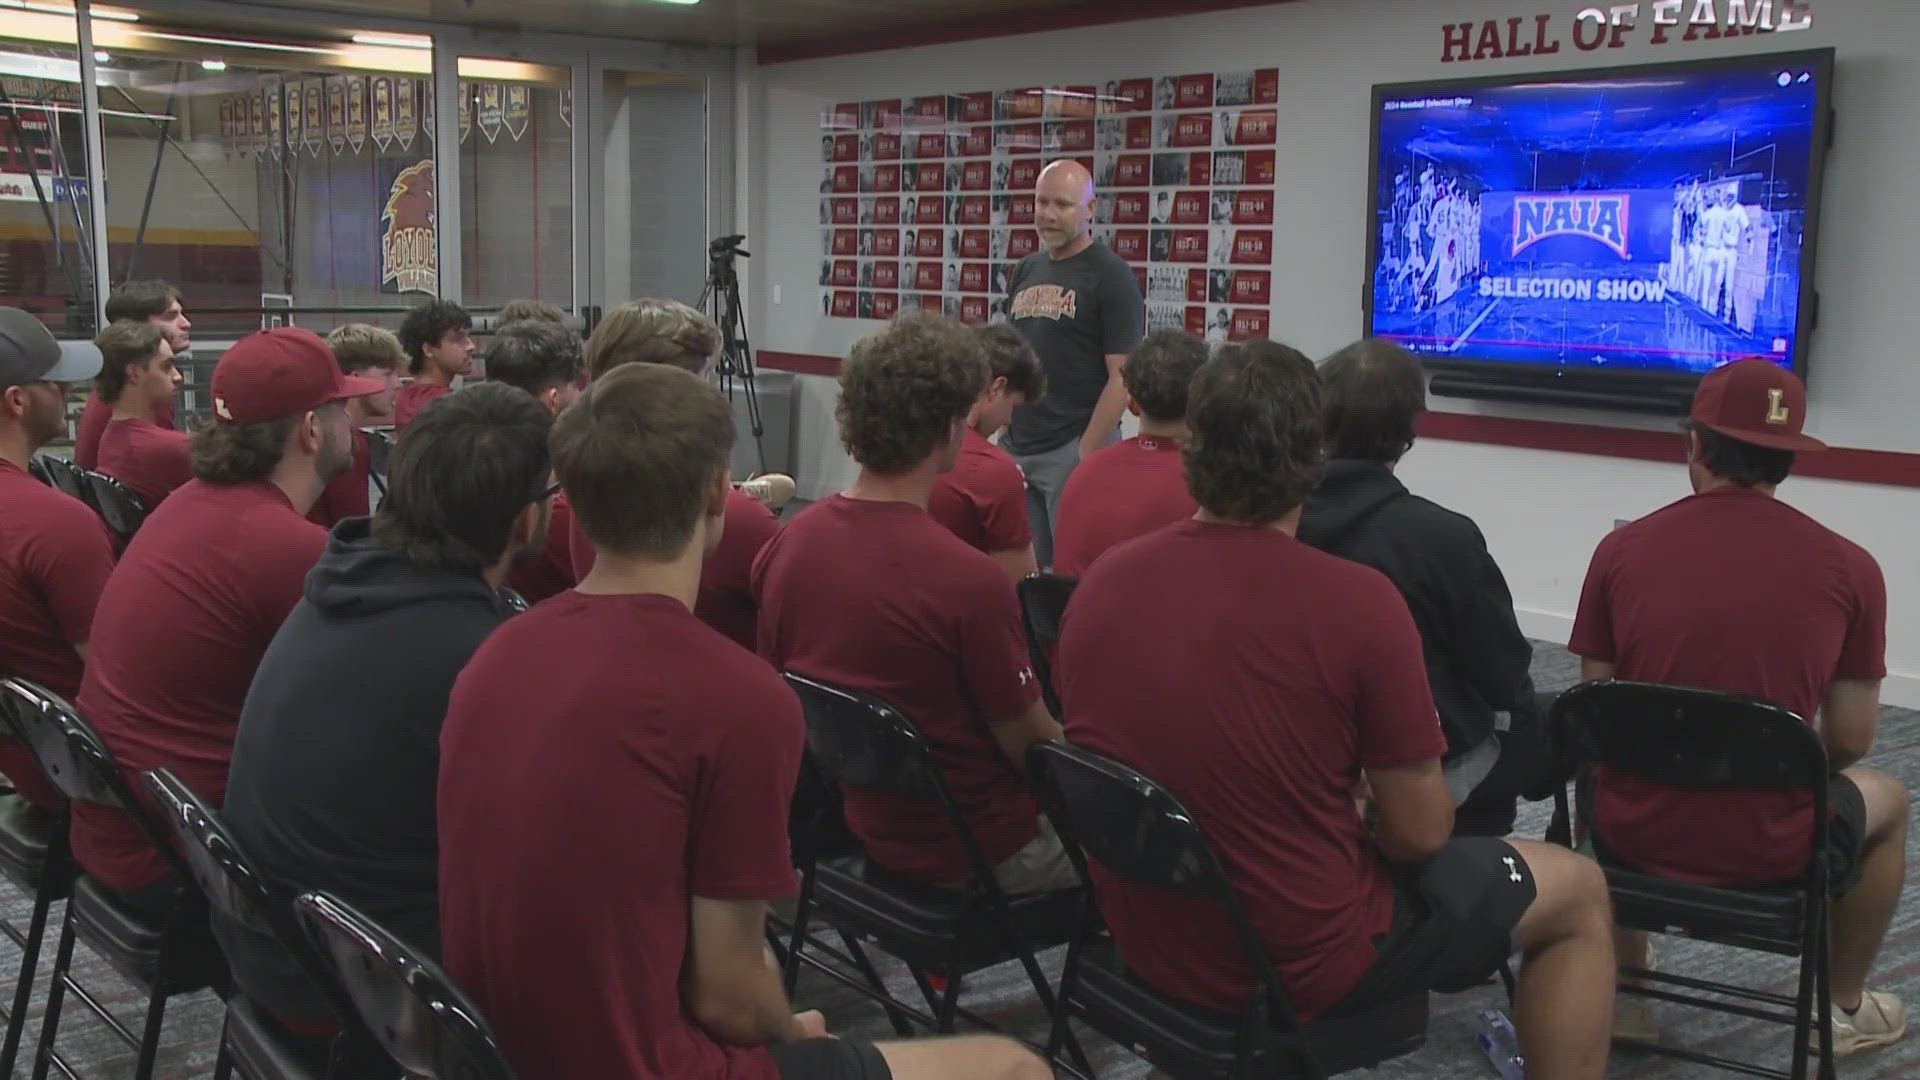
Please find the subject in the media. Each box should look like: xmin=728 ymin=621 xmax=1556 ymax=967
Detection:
xmin=1689 ymin=358 xmax=1827 ymax=452
xmin=211 ymin=327 xmax=387 ymax=425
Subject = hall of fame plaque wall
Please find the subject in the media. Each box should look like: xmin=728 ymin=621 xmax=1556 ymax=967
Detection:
xmin=818 ymin=70 xmax=1280 ymax=343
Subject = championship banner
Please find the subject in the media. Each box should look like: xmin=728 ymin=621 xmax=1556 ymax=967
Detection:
xmin=283 ymin=80 xmax=302 ymax=157
xmin=325 ymin=78 xmax=346 ymax=154
xmin=248 ymin=91 xmax=266 ymax=156
xmin=379 ymin=158 xmax=437 ymax=295
xmin=395 ymin=79 xmax=417 ymax=151
xmin=559 ymin=87 xmax=571 ymax=128
xmin=457 ymin=82 xmax=471 ymax=143
xmin=266 ymin=82 xmax=284 ymax=159
xmin=503 ymin=85 xmax=530 ymax=141
xmin=422 ymin=80 xmax=435 ymax=142
xmin=476 ymin=83 xmax=503 ymax=143
xmin=371 ymin=76 xmax=394 ymax=151
xmin=218 ymin=98 xmax=233 ymax=157
xmin=346 ymin=77 xmax=367 ymax=152
xmin=302 ymin=81 xmax=323 ymax=156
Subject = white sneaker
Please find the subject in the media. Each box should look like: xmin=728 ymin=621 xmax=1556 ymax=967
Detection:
xmin=1833 ymin=989 xmax=1906 ymax=1056
xmin=738 ymin=473 xmax=795 ymax=510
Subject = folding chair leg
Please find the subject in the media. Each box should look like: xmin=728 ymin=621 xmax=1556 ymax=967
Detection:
xmin=0 ymin=866 xmax=60 ymax=1075
xmin=934 ymin=966 xmax=964 ymax=1032
xmin=211 ymin=1016 xmax=234 ymax=1080
xmin=28 ymin=907 xmax=78 ymax=1080
xmin=1815 ymin=911 xmax=1836 ymax=1080
xmin=131 ymin=980 xmax=169 ymax=1080
xmin=840 ymin=932 xmax=915 ymax=1038
xmin=781 ymin=890 xmax=813 ymax=997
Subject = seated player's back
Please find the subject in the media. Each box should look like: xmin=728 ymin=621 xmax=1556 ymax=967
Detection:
xmin=438 ymin=590 xmax=802 ymax=1079
xmin=568 ymin=487 xmax=780 ymax=647
xmin=96 ymin=418 xmax=191 ymax=509
xmin=926 ymin=426 xmax=1029 ymax=555
xmin=1573 ymin=485 xmax=1883 ymax=884
xmin=754 ymin=495 xmax=1040 ymax=882
xmin=1052 ymin=433 xmax=1195 ymax=575
xmin=1059 ymin=520 xmax=1441 ymax=1019
xmin=76 ymin=478 xmax=324 ymax=889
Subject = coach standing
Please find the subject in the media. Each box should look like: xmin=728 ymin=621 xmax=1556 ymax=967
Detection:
xmin=1004 ymin=159 xmax=1144 ymax=569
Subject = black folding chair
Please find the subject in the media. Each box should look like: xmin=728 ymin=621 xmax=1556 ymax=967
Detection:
xmin=780 ymin=674 xmax=1088 ymax=1067
xmin=142 ymin=768 xmax=377 ymax=1080
xmin=496 ymin=588 xmax=530 ymax=614
xmin=0 ymin=680 xmax=77 ymax=1078
xmin=1548 ymin=680 xmax=1836 ymax=1080
xmin=1028 ymin=741 xmax=1428 ymax=1080
xmin=82 ymin=469 xmax=149 ymax=548
xmin=294 ymin=891 xmax=516 ymax=1080
xmin=362 ymin=428 xmax=394 ymax=500
xmin=1 ymin=680 xmax=229 ymax=1080
xmin=1016 ymin=573 xmax=1076 ymax=716
xmin=32 ymin=455 xmax=93 ymax=507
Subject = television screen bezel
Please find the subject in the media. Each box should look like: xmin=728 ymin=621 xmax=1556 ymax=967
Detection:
xmin=1361 ymin=47 xmax=1836 ymax=387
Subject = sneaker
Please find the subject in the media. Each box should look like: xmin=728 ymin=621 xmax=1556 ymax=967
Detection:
xmin=738 ymin=473 xmax=795 ymax=511
xmin=1833 ymin=989 xmax=1906 ymax=1056
xmin=1613 ymin=996 xmax=1661 ymax=1044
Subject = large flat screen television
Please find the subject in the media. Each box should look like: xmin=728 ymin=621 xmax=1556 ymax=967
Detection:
xmin=1364 ymin=49 xmax=1834 ymax=412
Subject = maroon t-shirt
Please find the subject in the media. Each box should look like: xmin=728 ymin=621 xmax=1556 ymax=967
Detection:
xmin=391 ymin=382 xmax=450 ymax=431
xmin=570 ymin=489 xmax=781 ymax=651
xmin=506 ymin=493 xmax=578 ymax=605
xmin=1059 ymin=520 xmax=1447 ymax=1019
xmin=75 ymin=391 xmax=174 ymax=471
xmin=753 ymin=495 xmax=1044 ymax=881
xmin=95 ymin=417 xmax=192 ymax=510
xmin=0 ymin=460 xmax=116 ymax=807
xmin=439 ymin=592 xmax=800 ymax=1080
xmin=307 ymin=432 xmax=372 ymax=529
xmin=75 ymin=480 xmax=325 ymax=890
xmin=1053 ymin=434 xmax=1197 ymax=576
xmin=928 ymin=427 xmax=1032 ymax=554
xmin=1569 ymin=486 xmax=1886 ymax=886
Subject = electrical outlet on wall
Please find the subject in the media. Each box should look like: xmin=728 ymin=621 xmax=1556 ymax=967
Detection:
xmin=773 ymin=284 xmax=783 ymax=305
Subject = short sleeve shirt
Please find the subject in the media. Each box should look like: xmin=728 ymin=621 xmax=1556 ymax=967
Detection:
xmin=505 ymin=493 xmax=578 ymax=605
xmin=1052 ymin=434 xmax=1196 ymax=576
xmin=76 ymin=391 xmax=174 ymax=471
xmin=391 ymin=383 xmax=450 ymax=431
xmin=1569 ymin=486 xmax=1886 ymax=885
xmin=438 ymin=591 xmax=801 ymax=1080
xmin=569 ymin=489 xmax=781 ymax=651
xmin=753 ymin=495 xmax=1044 ymax=881
xmin=1059 ymin=521 xmax=1446 ymax=1020
xmin=74 ymin=480 xmax=326 ymax=890
xmin=0 ymin=460 xmax=116 ymax=807
xmin=96 ymin=417 xmax=192 ymax=510
xmin=1004 ymin=240 xmax=1145 ymax=455
xmin=928 ymin=427 xmax=1033 ymax=555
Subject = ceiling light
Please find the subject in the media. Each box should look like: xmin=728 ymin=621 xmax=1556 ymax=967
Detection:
xmin=4 ymin=1 xmax=140 ymax=20
xmin=350 ymin=32 xmax=432 ymax=49
xmin=92 ymin=50 xmax=108 ymax=62
xmin=200 ymin=58 xmax=226 ymax=71
xmin=647 ymin=0 xmax=701 ymax=5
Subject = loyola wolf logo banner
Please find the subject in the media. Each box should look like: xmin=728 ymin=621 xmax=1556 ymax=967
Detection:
xmin=1511 ymin=193 xmax=1630 ymax=258
xmin=380 ymin=158 xmax=437 ymax=295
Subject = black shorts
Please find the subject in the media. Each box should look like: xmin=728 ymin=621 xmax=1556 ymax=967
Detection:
xmin=769 ymin=1038 xmax=892 ymax=1080
xmin=1326 ymin=838 xmax=1536 ymax=1015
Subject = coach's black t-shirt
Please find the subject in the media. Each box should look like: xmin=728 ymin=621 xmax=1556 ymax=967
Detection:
xmin=1004 ymin=240 xmax=1145 ymax=456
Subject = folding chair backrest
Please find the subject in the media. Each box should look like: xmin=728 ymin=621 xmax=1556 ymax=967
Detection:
xmin=140 ymin=769 xmax=279 ymax=939
xmin=363 ymin=427 xmax=395 ymax=479
xmin=26 ymin=455 xmax=53 ymax=488
xmin=496 ymin=588 xmax=530 ymax=614
xmin=783 ymin=674 xmax=943 ymax=799
xmin=295 ymin=891 xmax=516 ymax=1080
xmin=83 ymin=469 xmax=149 ymax=545
xmin=0 ymin=678 xmax=127 ymax=808
xmin=38 ymin=455 xmax=94 ymax=507
xmin=1553 ymin=680 xmax=1829 ymax=792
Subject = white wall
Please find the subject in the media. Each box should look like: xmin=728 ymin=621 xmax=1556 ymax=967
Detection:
xmin=745 ymin=0 xmax=1920 ymax=703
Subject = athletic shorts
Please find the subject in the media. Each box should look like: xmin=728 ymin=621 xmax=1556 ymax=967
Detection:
xmin=1325 ymin=838 xmax=1536 ymax=1015
xmin=769 ymin=1038 xmax=892 ymax=1080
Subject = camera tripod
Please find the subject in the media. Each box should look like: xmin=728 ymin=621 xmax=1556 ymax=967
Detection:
xmin=696 ymin=233 xmax=767 ymax=475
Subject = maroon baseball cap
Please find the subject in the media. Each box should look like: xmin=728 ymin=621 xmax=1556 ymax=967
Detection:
xmin=1689 ymin=358 xmax=1826 ymax=453
xmin=211 ymin=327 xmax=387 ymax=425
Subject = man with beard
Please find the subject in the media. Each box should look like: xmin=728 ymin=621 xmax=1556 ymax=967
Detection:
xmin=221 ymin=383 xmax=553 ymax=1037
xmin=73 ymin=327 xmax=382 ymax=914
xmin=0 ymin=308 xmax=112 ymax=811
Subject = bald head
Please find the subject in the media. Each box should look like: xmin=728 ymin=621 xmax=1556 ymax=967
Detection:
xmin=1035 ymin=159 xmax=1095 ymax=257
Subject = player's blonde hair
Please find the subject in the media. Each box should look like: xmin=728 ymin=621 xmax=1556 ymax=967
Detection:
xmin=326 ymin=323 xmax=406 ymax=376
xmin=583 ymin=299 xmax=721 ymax=381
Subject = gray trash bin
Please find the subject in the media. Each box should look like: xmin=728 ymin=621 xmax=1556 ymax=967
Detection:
xmin=723 ymin=370 xmax=795 ymax=481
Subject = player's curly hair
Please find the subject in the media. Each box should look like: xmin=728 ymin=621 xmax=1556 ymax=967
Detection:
xmin=584 ymin=298 xmax=721 ymax=380
xmin=397 ymin=299 xmax=472 ymax=374
xmin=837 ymin=314 xmax=987 ymax=476
xmin=974 ymin=324 xmax=1046 ymax=403
xmin=1183 ymin=339 xmax=1324 ymax=524
xmin=1123 ymin=330 xmax=1208 ymax=422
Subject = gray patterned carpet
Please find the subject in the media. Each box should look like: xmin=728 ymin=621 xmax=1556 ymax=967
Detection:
xmin=1 ymin=643 xmax=1915 ymax=1077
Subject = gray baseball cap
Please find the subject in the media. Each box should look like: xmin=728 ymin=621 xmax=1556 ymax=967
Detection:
xmin=0 ymin=307 xmax=102 ymax=386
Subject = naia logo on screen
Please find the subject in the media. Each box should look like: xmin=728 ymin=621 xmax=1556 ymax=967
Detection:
xmin=1512 ymin=194 xmax=1629 ymax=258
